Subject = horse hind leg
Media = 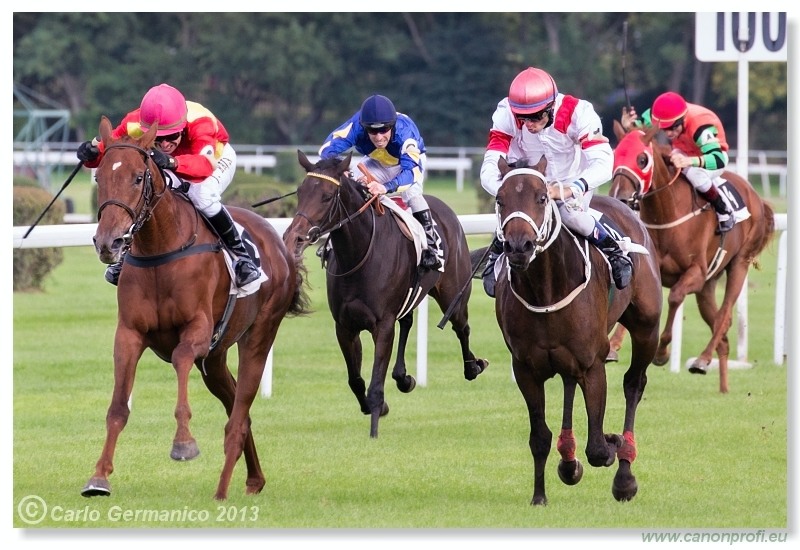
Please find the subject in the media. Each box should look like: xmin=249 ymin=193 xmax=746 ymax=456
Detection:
xmin=198 ymin=352 xmax=264 ymax=499
xmin=438 ymin=292 xmax=488 ymax=380
xmin=391 ymin=313 xmax=416 ymax=393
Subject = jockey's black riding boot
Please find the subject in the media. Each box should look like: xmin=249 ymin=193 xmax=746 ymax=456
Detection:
xmin=104 ymin=256 xmax=124 ymax=286
xmin=413 ymin=209 xmax=444 ymax=270
xmin=481 ymin=235 xmax=504 ymax=298
xmin=699 ymin=187 xmax=735 ymax=233
xmin=588 ymin=223 xmax=633 ymax=290
xmin=207 ymin=208 xmax=260 ymax=287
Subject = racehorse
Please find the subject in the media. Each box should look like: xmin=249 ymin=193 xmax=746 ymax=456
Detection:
xmin=493 ymin=156 xmax=661 ymax=505
xmin=282 ymin=151 xmax=488 ymax=438
xmin=83 ymin=116 xmax=310 ymax=500
xmin=608 ymin=122 xmax=775 ymax=393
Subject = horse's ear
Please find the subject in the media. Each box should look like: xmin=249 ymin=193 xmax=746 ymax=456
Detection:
xmin=498 ymin=155 xmax=510 ymax=177
xmin=99 ymin=116 xmax=113 ymax=144
xmin=297 ymin=149 xmax=314 ymax=172
xmin=335 ymin=152 xmax=352 ymax=175
xmin=534 ymin=155 xmax=547 ymax=174
xmin=643 ymin=123 xmax=659 ymax=144
xmin=140 ymin=122 xmax=158 ymax=149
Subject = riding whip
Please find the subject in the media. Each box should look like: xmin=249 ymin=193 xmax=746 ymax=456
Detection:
xmin=622 ymin=19 xmax=632 ymax=113
xmin=251 ymin=190 xmax=297 ymax=207
xmin=23 ymin=160 xmax=84 ymax=239
xmin=436 ymin=244 xmax=492 ymax=330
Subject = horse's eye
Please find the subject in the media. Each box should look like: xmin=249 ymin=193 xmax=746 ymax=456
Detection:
xmin=321 ymin=193 xmax=334 ymax=203
xmin=637 ymin=153 xmax=648 ymax=170
xmin=495 ymin=198 xmax=503 ymax=209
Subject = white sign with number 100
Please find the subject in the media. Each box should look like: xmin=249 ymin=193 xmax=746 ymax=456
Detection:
xmin=696 ymin=12 xmax=787 ymax=62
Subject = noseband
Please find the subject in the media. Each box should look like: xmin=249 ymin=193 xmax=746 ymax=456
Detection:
xmin=496 ymin=168 xmax=592 ymax=313
xmin=296 ymin=172 xmax=379 ymax=244
xmin=96 ymin=143 xmax=167 ymax=244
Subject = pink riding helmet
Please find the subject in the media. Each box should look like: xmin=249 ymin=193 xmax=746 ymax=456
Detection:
xmin=139 ymin=83 xmax=188 ymax=136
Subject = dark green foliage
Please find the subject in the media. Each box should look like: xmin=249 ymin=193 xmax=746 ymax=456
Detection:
xmin=275 ymin=150 xmax=304 ymax=184
xmin=13 ymin=186 xmax=65 ymax=291
xmin=224 ymin=174 xmax=298 ymax=219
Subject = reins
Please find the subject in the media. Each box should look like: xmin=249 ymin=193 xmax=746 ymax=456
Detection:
xmin=96 ymin=142 xmax=205 ymax=261
xmin=300 ymin=172 xmax=383 ymax=277
xmin=497 ymin=169 xmax=592 ymax=313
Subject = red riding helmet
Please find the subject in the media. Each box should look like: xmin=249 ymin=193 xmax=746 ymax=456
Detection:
xmin=651 ymin=92 xmax=688 ymax=129
xmin=139 ymin=83 xmax=188 ymax=136
xmin=508 ymin=67 xmax=558 ymax=115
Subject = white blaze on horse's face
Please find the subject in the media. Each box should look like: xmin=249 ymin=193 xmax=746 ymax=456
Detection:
xmin=112 ymin=162 xmax=122 ymax=171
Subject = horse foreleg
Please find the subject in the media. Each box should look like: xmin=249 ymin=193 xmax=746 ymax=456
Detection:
xmin=656 ymin=265 xmax=706 ymax=366
xmin=688 ymin=282 xmax=725 ymax=376
xmin=366 ymin=322 xmax=395 ymax=438
xmin=580 ymin=360 xmax=615 ymax=468
xmin=391 ymin=313 xmax=416 ymax=393
xmin=169 ymin=340 xmax=202 ymax=461
xmin=512 ymin=359 xmax=550 ymax=506
xmin=335 ymin=322 xmax=369 ymax=414
xmin=611 ymin=351 xmax=650 ymax=502
xmin=82 ymin=327 xmax=145 ymax=497
xmin=556 ymin=376 xmax=583 ymax=486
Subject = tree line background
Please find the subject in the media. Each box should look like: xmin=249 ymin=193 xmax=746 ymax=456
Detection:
xmin=13 ymin=12 xmax=787 ymax=151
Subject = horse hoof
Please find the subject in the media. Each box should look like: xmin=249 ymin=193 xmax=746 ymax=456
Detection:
xmin=82 ymin=477 xmax=111 ymax=497
xmin=464 ymin=358 xmax=489 ymax=381
xmin=171 ymin=439 xmax=200 ymax=461
xmin=652 ymin=354 xmax=669 ymax=367
xmin=688 ymin=362 xmax=708 ymax=375
xmin=530 ymin=495 xmax=548 ymax=506
xmin=557 ymin=459 xmax=583 ymax=486
xmin=612 ymin=473 xmax=639 ymax=502
xmin=395 ymin=375 xmax=416 ymax=393
xmin=606 ymin=350 xmax=619 ymax=363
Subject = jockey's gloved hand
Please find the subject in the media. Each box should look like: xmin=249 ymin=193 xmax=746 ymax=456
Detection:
xmin=77 ymin=141 xmax=100 ymax=162
xmin=149 ymin=149 xmax=177 ymax=170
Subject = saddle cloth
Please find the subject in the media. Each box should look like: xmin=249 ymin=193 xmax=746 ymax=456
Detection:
xmin=378 ymin=196 xmax=427 ymax=266
xmin=715 ymin=177 xmax=752 ymax=225
xmin=222 ymin=222 xmax=268 ymax=298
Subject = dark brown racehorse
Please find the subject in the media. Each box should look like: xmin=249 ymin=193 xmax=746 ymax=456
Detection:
xmin=493 ymin=156 xmax=661 ymax=505
xmin=608 ymin=122 xmax=775 ymax=393
xmin=283 ymin=151 xmax=488 ymax=438
xmin=83 ymin=116 xmax=309 ymax=500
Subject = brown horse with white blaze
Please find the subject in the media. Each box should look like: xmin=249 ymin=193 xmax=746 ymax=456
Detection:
xmin=83 ymin=116 xmax=309 ymax=500
xmin=608 ymin=122 xmax=774 ymax=393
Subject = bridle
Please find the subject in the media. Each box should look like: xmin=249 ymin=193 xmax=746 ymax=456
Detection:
xmin=95 ymin=142 xmax=204 ymax=261
xmin=496 ymin=168 xmax=591 ymax=313
xmin=96 ymin=143 xmax=168 ymax=245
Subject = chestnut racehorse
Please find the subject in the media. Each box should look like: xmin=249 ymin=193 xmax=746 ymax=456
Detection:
xmin=608 ymin=122 xmax=774 ymax=393
xmin=83 ymin=116 xmax=309 ymax=500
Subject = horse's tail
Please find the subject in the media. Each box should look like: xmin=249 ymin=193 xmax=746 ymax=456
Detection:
xmin=287 ymin=251 xmax=313 ymax=316
xmin=750 ymin=201 xmax=776 ymax=270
